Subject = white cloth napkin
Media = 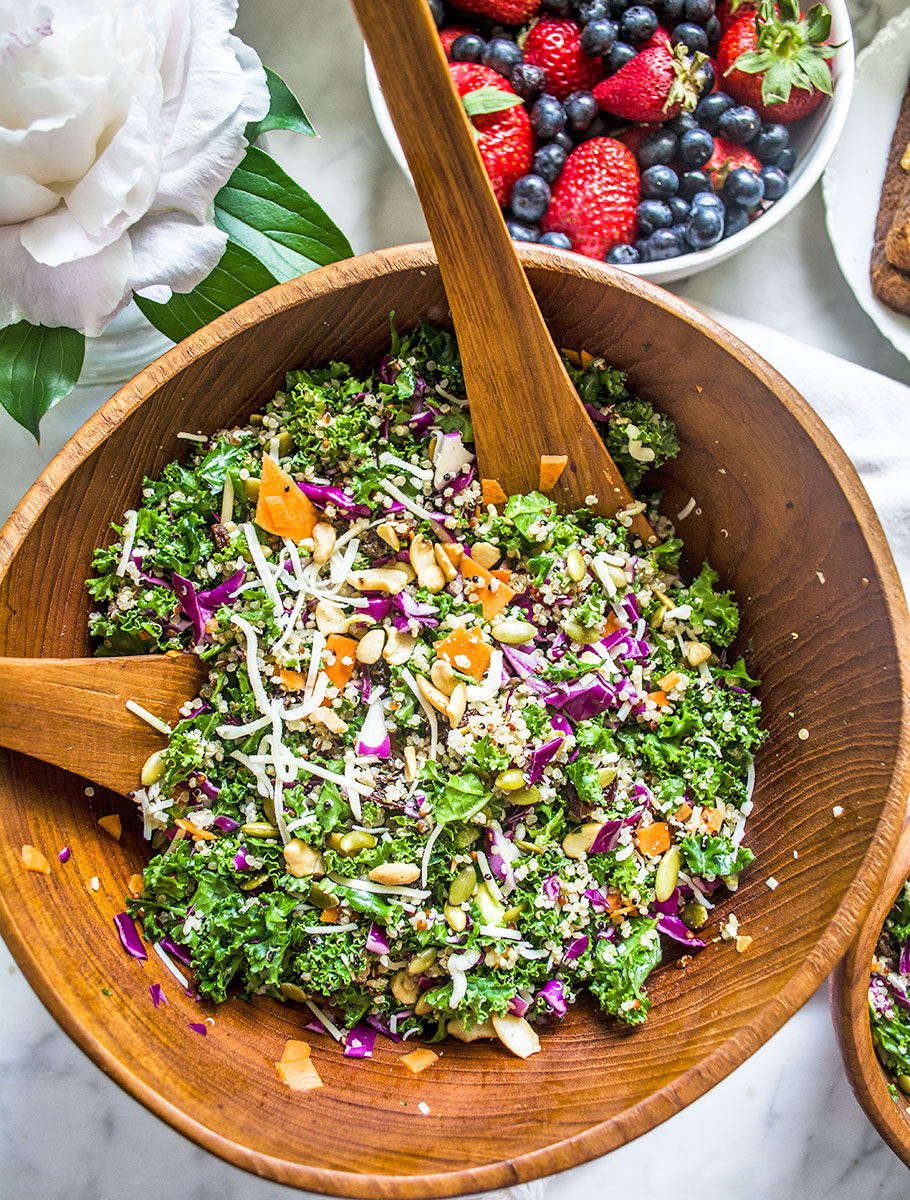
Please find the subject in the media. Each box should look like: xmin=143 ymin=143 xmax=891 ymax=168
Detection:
xmin=472 ymin=310 xmax=910 ymax=1200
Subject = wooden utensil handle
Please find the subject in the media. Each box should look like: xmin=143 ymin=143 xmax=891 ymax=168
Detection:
xmin=352 ymin=0 xmax=653 ymax=542
xmin=0 ymin=655 xmax=206 ymax=796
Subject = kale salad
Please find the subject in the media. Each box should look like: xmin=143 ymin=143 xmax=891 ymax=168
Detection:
xmin=88 ymin=322 xmax=763 ymax=1059
xmin=870 ymin=881 xmax=910 ymax=1099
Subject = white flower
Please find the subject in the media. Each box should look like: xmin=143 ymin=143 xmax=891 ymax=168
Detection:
xmin=0 ymin=0 xmax=269 ymax=336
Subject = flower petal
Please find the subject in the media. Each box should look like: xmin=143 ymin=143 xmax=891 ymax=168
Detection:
xmin=130 ymin=211 xmax=227 ymax=299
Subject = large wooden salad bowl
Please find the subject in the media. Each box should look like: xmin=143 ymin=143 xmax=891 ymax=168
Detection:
xmin=831 ymin=817 xmax=910 ymax=1165
xmin=0 ymin=244 xmax=908 ymax=1197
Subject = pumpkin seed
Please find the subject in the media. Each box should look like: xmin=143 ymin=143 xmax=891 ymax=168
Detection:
xmin=654 ymin=846 xmax=681 ymax=902
xmin=448 ymin=865 xmax=477 ymax=906
xmin=494 ymin=768 xmax=527 ymax=792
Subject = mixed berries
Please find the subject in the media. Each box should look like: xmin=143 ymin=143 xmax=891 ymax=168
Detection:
xmin=431 ymin=0 xmax=837 ymax=265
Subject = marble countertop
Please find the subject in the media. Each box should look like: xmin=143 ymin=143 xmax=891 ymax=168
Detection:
xmin=2 ymin=1 xmax=909 ymax=1196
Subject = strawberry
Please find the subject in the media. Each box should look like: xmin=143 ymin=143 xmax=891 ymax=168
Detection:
xmin=522 ymin=17 xmax=603 ymax=100
xmin=717 ymin=0 xmax=837 ymax=124
xmin=439 ymin=25 xmax=476 ymax=59
xmin=716 ymin=0 xmax=758 ymax=36
xmin=593 ymin=34 xmax=706 ymax=123
xmin=614 ymin=122 xmax=661 ymax=157
xmin=704 ymin=136 xmax=761 ymax=187
xmin=540 ymin=137 xmax=640 ymax=257
xmin=449 ymin=63 xmax=534 ymax=206
xmin=450 ymin=0 xmax=541 ymax=22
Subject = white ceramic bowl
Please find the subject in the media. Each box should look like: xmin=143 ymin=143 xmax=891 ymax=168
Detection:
xmin=823 ymin=5 xmax=910 ymax=361
xmin=364 ymin=1 xmax=854 ymax=285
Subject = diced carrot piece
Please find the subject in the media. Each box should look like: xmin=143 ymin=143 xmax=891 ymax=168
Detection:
xmin=647 ymin=690 xmax=669 ymax=709
xmin=701 ymin=807 xmax=724 ymax=834
xmin=98 ymin=814 xmax=122 ymax=841
xmin=674 ymin=802 xmax=693 ymax=823
xmin=319 ymin=907 xmax=340 ymax=924
xmin=322 ymin=634 xmax=358 ymax=689
xmin=400 ymin=1047 xmax=439 ymax=1075
xmin=281 ymin=1040 xmax=312 ymax=1063
xmin=604 ymin=611 xmax=622 ymax=635
xmin=276 ymin=1057 xmax=323 ymax=1091
xmin=462 ymin=555 xmax=515 ymax=622
xmin=255 ymin=454 xmax=318 ymax=542
xmin=434 ymin=625 xmax=492 ymax=681
xmin=657 ymin=671 xmax=681 ymax=691
xmin=277 ymin=667 xmax=308 ymax=691
xmin=175 ymin=818 xmax=215 ymax=841
xmin=22 ymin=845 xmax=51 ymax=875
xmin=481 ymin=478 xmax=507 ymax=507
xmin=635 ymin=823 xmax=671 ymax=857
xmin=127 ymin=873 xmax=145 ymax=898
xmin=561 ymin=347 xmax=582 ymax=366
xmin=490 ymin=568 xmax=512 ymax=584
xmin=539 ymin=455 xmax=568 ymax=491
xmin=441 ymin=542 xmax=464 ymax=568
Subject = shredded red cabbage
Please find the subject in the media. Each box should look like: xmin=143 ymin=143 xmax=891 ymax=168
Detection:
xmin=537 ymin=978 xmax=568 ymax=1018
xmin=188 ymin=1022 xmax=207 ymax=1035
xmin=159 ymin=935 xmax=192 ymax=966
xmin=296 ymin=480 xmax=371 ymax=518
xmin=564 ymin=935 xmax=589 ymax=962
xmin=211 ymin=814 xmax=239 ymax=832
xmin=113 ymin=912 xmax=147 ymax=960
xmin=508 ymin=994 xmax=530 ymax=1017
xmin=150 ymin=983 xmax=168 ymax=1008
xmin=656 ymin=914 xmax=706 ymax=948
xmin=525 ymin=736 xmax=564 ymax=786
xmin=344 ymin=1022 xmax=378 ymax=1059
xmin=544 ymin=675 xmax=616 ymax=723
xmin=588 ymin=807 xmax=644 ymax=855
xmin=365 ymin=921 xmax=391 ymax=955
xmin=57 ymin=846 xmax=71 ymax=863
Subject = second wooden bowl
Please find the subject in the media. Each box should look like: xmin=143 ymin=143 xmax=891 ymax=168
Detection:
xmin=1 ymin=244 xmax=909 ymax=1196
xmin=831 ymin=816 xmax=910 ymax=1165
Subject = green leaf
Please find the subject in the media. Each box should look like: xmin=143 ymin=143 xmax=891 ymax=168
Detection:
xmin=461 ymin=87 xmax=523 ymax=118
xmin=135 ymin=240 xmax=278 ymax=343
xmin=730 ymin=48 xmax=773 ymax=76
xmin=213 ymin=146 xmax=352 ymax=282
xmin=0 ymin=322 xmax=84 ymax=439
xmin=434 ymin=772 xmax=490 ymax=824
xmin=805 ymin=4 xmax=832 ymax=42
xmin=246 ymin=67 xmax=317 ymax=141
xmin=799 ymin=51 xmax=834 ymax=94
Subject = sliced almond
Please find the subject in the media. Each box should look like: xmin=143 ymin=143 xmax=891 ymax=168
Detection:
xmin=491 ymin=1013 xmax=541 ymax=1059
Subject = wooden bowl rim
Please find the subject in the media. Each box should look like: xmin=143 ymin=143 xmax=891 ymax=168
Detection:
xmin=2 ymin=243 xmax=910 ymax=1197
xmin=831 ymin=813 xmax=910 ymax=1166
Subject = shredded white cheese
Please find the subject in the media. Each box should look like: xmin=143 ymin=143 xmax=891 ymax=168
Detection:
xmin=400 ymin=667 xmax=438 ymax=758
xmin=420 ymin=820 xmax=446 ymax=889
xmin=125 ymin=699 xmax=172 ymax=736
xmin=115 ymin=510 xmax=138 ymax=577
xmin=152 ymin=941 xmax=189 ymax=989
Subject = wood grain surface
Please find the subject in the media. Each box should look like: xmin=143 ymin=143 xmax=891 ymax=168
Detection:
xmin=0 ymin=244 xmax=908 ymax=1198
xmin=831 ymin=817 xmax=910 ymax=1166
xmin=351 ymin=0 xmax=652 ymax=540
xmin=0 ymin=654 xmax=207 ymax=797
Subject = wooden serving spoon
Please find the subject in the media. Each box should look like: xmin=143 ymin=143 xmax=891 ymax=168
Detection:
xmin=0 ymin=0 xmax=655 ymax=798
xmin=351 ymin=0 xmax=653 ymax=541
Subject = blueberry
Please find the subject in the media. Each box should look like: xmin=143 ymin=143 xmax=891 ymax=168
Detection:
xmin=694 ymin=91 xmax=734 ymax=132
xmin=574 ymin=113 xmax=616 ymax=142
xmin=656 ymin=0 xmax=685 ymax=23
xmin=722 ymin=204 xmax=750 ymax=238
xmin=530 ymin=94 xmax=567 ymax=138
xmin=510 ymin=174 xmax=552 ymax=223
xmin=606 ymin=242 xmax=641 ymax=264
xmin=537 ymin=230 xmax=572 ymax=250
xmin=551 ymin=130 xmax=575 ymax=152
xmin=578 ymin=0 xmax=610 ymax=19
xmin=722 ymin=166 xmax=764 ymax=206
xmin=667 ymin=195 xmax=691 ymax=224
xmin=668 ymin=110 xmax=699 ymax=136
xmin=717 ymin=104 xmax=761 ymax=144
xmin=451 ymin=34 xmax=485 ymax=63
xmin=564 ymin=90 xmax=600 ymax=132
xmin=603 ymin=41 xmax=636 ymax=73
xmin=642 ymin=227 xmax=686 ymax=260
xmin=542 ymin=0 xmax=574 ymax=12
xmin=506 ymin=219 xmax=540 ymax=242
xmin=671 ymin=22 xmax=708 ymax=52
xmin=581 ymin=17 xmax=618 ymax=54
xmin=704 ymin=14 xmax=721 ymax=48
xmin=641 ymin=164 xmax=679 ymax=199
xmin=684 ymin=0 xmax=715 ymax=19
xmin=776 ymin=147 xmax=797 ymax=174
xmin=511 ymin=63 xmax=548 ymax=99
xmin=693 ymin=58 xmax=715 ymax=97
xmin=620 ymin=5 xmax=658 ymax=41
xmin=482 ymin=38 xmax=524 ymax=77
xmin=533 ymin=142 xmax=569 ymax=183
xmin=608 ymin=0 xmax=633 ymax=16
xmin=679 ymin=170 xmax=713 ymax=201
xmin=679 ymin=127 xmax=714 ymax=169
xmin=691 ymin=189 xmax=724 ymax=211
xmin=428 ymin=0 xmax=445 ymax=27
xmin=636 ymin=199 xmax=673 ymax=235
xmin=753 ymin=123 xmax=789 ymax=164
xmin=684 ymin=204 xmax=724 ymax=249
xmin=759 ymin=165 xmax=789 ymax=201
xmin=638 ymin=129 xmax=679 ymax=168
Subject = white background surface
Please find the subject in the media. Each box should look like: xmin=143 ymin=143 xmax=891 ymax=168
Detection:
xmin=2 ymin=1 xmax=910 ymax=1197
